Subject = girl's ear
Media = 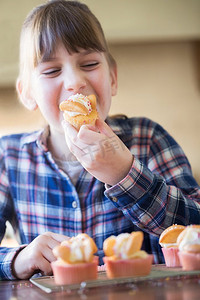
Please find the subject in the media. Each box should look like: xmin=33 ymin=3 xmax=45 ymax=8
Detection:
xmin=16 ymin=78 xmax=38 ymax=111
xmin=110 ymin=64 xmax=118 ymax=96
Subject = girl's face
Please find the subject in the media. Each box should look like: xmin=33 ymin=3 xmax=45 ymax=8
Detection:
xmin=28 ymin=44 xmax=117 ymax=134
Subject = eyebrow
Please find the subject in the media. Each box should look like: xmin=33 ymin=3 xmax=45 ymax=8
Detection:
xmin=40 ymin=57 xmax=58 ymax=64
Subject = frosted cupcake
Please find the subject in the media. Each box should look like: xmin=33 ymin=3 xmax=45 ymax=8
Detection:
xmin=159 ymin=224 xmax=185 ymax=267
xmin=177 ymin=225 xmax=200 ymax=270
xmin=103 ymin=232 xmax=153 ymax=278
xmin=59 ymin=94 xmax=98 ymax=130
xmin=52 ymin=233 xmax=98 ymax=285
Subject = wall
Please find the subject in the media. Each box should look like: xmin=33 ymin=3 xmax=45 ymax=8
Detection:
xmin=0 ymin=41 xmax=199 ymax=184
xmin=109 ymin=41 xmax=200 ymax=183
xmin=1 ymin=0 xmax=200 ymax=86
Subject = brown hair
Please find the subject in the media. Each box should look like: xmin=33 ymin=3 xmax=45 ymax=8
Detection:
xmin=18 ymin=0 xmax=115 ymax=93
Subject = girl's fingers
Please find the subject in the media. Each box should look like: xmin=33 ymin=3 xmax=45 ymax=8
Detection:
xmin=95 ymin=118 xmax=114 ymax=137
xmin=62 ymin=119 xmax=120 ymax=166
xmin=45 ymin=232 xmax=70 ymax=243
xmin=62 ymin=120 xmax=77 ymax=135
xmin=77 ymin=125 xmax=101 ymax=143
xmin=34 ymin=233 xmax=70 ymax=263
xmin=35 ymin=256 xmax=53 ymax=276
xmin=77 ymin=120 xmax=113 ymax=144
xmin=13 ymin=232 xmax=71 ymax=279
xmin=41 ymin=249 xmax=56 ymax=264
xmin=62 ymin=121 xmax=91 ymax=149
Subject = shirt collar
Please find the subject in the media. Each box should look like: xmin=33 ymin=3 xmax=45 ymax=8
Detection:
xmin=106 ymin=115 xmax=131 ymax=136
xmin=20 ymin=126 xmax=50 ymax=152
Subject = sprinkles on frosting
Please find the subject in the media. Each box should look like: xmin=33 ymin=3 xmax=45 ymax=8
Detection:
xmin=68 ymin=93 xmax=92 ymax=113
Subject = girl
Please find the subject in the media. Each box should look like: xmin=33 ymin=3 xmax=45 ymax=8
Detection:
xmin=0 ymin=0 xmax=199 ymax=280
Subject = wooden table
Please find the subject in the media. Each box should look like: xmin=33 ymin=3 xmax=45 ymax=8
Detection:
xmin=1 ymin=267 xmax=200 ymax=300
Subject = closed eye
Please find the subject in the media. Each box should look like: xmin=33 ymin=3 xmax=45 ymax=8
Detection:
xmin=42 ymin=69 xmax=61 ymax=77
xmin=81 ymin=62 xmax=99 ymax=70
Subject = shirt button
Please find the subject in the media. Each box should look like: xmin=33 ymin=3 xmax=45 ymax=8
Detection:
xmin=111 ymin=196 xmax=118 ymax=202
xmin=72 ymin=201 xmax=77 ymax=208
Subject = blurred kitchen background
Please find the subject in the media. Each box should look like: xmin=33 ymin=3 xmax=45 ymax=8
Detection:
xmin=0 ymin=0 xmax=200 ymax=186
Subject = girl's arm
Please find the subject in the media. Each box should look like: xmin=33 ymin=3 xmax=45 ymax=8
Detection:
xmin=63 ymin=117 xmax=200 ymax=236
xmin=104 ymin=119 xmax=200 ymax=235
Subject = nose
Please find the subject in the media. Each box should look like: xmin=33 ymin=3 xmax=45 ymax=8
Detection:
xmin=63 ymin=66 xmax=86 ymax=93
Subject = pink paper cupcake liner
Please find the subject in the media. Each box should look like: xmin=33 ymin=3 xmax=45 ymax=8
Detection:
xmin=103 ymin=255 xmax=153 ymax=279
xmin=51 ymin=256 xmax=98 ymax=285
xmin=178 ymin=252 xmax=200 ymax=270
xmin=162 ymin=247 xmax=181 ymax=267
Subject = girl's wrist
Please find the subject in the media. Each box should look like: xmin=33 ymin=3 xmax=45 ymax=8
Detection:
xmin=106 ymin=154 xmax=134 ymax=186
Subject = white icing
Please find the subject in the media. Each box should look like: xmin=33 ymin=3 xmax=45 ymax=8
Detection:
xmin=113 ymin=233 xmax=145 ymax=259
xmin=66 ymin=93 xmax=92 ymax=116
xmin=65 ymin=111 xmax=81 ymax=117
xmin=62 ymin=234 xmax=94 ymax=263
xmin=160 ymin=242 xmax=177 ymax=248
xmin=179 ymin=227 xmax=200 ymax=251
xmin=114 ymin=233 xmax=130 ymax=259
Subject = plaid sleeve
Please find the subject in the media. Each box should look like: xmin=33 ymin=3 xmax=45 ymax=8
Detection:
xmin=0 ymin=140 xmax=22 ymax=280
xmin=105 ymin=122 xmax=200 ymax=236
xmin=0 ymin=246 xmax=26 ymax=280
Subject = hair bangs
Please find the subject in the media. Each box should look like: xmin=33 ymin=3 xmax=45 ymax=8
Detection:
xmin=18 ymin=0 xmax=116 ymax=95
xmin=32 ymin=2 xmax=106 ymax=66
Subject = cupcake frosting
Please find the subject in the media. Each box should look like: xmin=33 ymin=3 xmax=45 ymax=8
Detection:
xmin=53 ymin=233 xmax=97 ymax=264
xmin=66 ymin=94 xmax=92 ymax=116
xmin=105 ymin=232 xmax=147 ymax=259
xmin=114 ymin=233 xmax=130 ymax=259
xmin=178 ymin=227 xmax=200 ymax=252
xmin=160 ymin=242 xmax=178 ymax=248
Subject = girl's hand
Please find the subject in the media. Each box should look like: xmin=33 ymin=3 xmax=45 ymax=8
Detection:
xmin=13 ymin=232 xmax=69 ymax=279
xmin=62 ymin=118 xmax=134 ymax=186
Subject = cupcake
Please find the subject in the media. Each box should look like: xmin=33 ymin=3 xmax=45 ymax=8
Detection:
xmin=59 ymin=93 xmax=98 ymax=130
xmin=159 ymin=224 xmax=185 ymax=267
xmin=103 ymin=231 xmax=153 ymax=278
xmin=177 ymin=225 xmax=200 ymax=270
xmin=52 ymin=233 xmax=98 ymax=285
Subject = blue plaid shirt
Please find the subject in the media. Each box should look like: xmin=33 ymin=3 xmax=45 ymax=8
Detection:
xmin=0 ymin=116 xmax=200 ymax=279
